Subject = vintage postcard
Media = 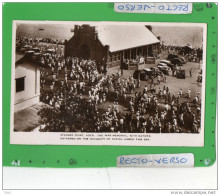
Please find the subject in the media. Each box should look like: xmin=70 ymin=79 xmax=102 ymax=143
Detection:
xmin=10 ymin=21 xmax=206 ymax=146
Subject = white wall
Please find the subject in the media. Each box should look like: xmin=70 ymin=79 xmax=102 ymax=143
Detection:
xmin=14 ymin=62 xmax=40 ymax=111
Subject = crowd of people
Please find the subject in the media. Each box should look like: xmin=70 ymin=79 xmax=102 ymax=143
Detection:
xmin=85 ymin=73 xmax=201 ymax=133
xmin=16 ymin=36 xmax=65 ymax=58
xmin=38 ymin=52 xmax=201 ymax=133
xmin=16 ymin=36 xmax=65 ymax=47
xmin=16 ymin=36 xmax=202 ymax=134
xmin=161 ymin=44 xmax=203 ymax=63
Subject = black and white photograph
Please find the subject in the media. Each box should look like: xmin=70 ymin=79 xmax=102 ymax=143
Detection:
xmin=10 ymin=21 xmax=206 ymax=146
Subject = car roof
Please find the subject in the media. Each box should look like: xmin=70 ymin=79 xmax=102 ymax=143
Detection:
xmin=26 ymin=50 xmax=35 ymax=53
xmin=33 ymin=52 xmax=41 ymax=55
xmin=158 ymin=63 xmax=167 ymax=66
xmin=160 ymin=60 xmax=171 ymax=63
xmin=143 ymin=68 xmax=152 ymax=71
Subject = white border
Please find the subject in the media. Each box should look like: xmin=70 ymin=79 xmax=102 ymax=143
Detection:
xmin=10 ymin=21 xmax=207 ymax=146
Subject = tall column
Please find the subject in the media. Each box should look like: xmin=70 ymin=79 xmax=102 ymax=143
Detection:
xmin=135 ymin=48 xmax=137 ymax=59
xmin=147 ymin=46 xmax=148 ymax=57
xmin=129 ymin=49 xmax=132 ymax=59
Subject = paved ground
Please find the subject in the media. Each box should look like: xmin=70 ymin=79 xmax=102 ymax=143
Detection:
xmin=14 ymin=102 xmax=48 ymax=132
xmin=101 ymin=51 xmax=202 ymax=111
xmin=107 ymin=61 xmax=202 ymax=100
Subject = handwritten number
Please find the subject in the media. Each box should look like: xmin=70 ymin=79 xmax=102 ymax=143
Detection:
xmin=166 ymin=5 xmax=172 ymax=11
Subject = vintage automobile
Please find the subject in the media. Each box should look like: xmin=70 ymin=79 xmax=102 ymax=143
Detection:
xmin=31 ymin=52 xmax=42 ymax=61
xmin=20 ymin=45 xmax=32 ymax=53
xmin=150 ymin=67 xmax=160 ymax=72
xmin=157 ymin=65 xmax=171 ymax=75
xmin=159 ymin=59 xmax=174 ymax=69
xmin=157 ymin=62 xmax=169 ymax=68
xmin=46 ymin=48 xmax=56 ymax=54
xmin=168 ymin=53 xmax=186 ymax=66
xmin=179 ymin=56 xmax=187 ymax=64
xmin=176 ymin=69 xmax=186 ymax=79
xmin=25 ymin=50 xmax=35 ymax=55
xmin=171 ymin=58 xmax=183 ymax=66
xmin=42 ymin=53 xmax=52 ymax=59
xmin=150 ymin=67 xmax=163 ymax=77
xmin=32 ymin=47 xmax=41 ymax=53
xmin=167 ymin=54 xmax=179 ymax=60
xmin=133 ymin=68 xmax=154 ymax=81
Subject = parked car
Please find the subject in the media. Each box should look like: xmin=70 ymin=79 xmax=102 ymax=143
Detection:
xmin=176 ymin=69 xmax=186 ymax=79
xmin=25 ymin=50 xmax=35 ymax=55
xmin=171 ymin=58 xmax=183 ymax=66
xmin=150 ymin=67 xmax=160 ymax=72
xmin=159 ymin=59 xmax=174 ymax=69
xmin=157 ymin=62 xmax=168 ymax=68
xmin=133 ymin=68 xmax=154 ymax=81
xmin=167 ymin=54 xmax=179 ymax=60
xmin=32 ymin=52 xmax=42 ymax=61
xmin=20 ymin=45 xmax=32 ymax=53
xmin=179 ymin=56 xmax=187 ymax=64
xmin=32 ymin=47 xmax=41 ymax=53
xmin=168 ymin=54 xmax=186 ymax=66
xmin=46 ymin=48 xmax=56 ymax=54
xmin=157 ymin=66 xmax=171 ymax=75
xmin=150 ymin=67 xmax=163 ymax=77
xmin=42 ymin=53 xmax=52 ymax=58
xmin=143 ymin=68 xmax=155 ymax=77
